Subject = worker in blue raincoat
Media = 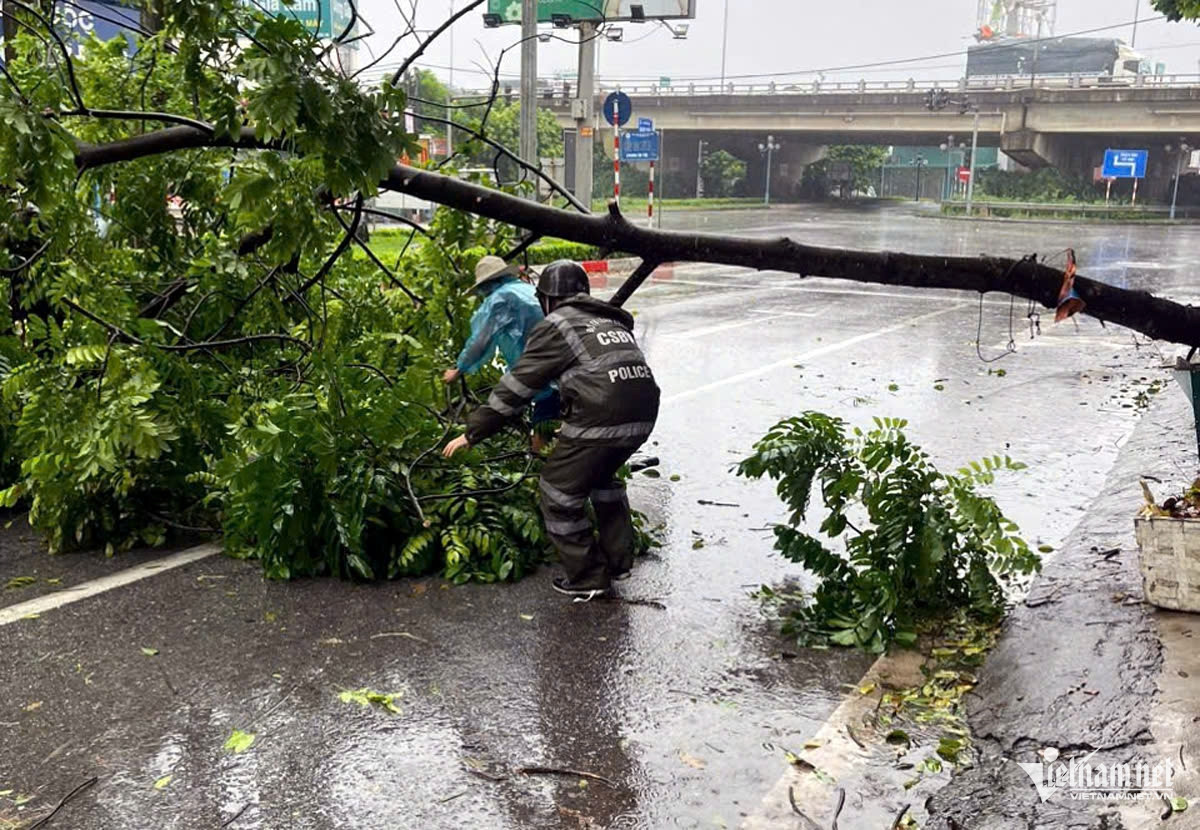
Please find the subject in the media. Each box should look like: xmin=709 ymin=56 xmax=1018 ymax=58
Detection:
xmin=443 ymin=256 xmax=560 ymax=449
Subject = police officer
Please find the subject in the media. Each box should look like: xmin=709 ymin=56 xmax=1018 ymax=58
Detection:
xmin=443 ymin=260 xmax=660 ymax=599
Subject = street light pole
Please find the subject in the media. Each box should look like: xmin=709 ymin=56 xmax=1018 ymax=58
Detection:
xmin=913 ymin=155 xmax=927 ymax=202
xmin=519 ymin=0 xmax=539 ymax=179
xmin=1170 ymin=140 xmax=1190 ymax=221
xmin=696 ymin=139 xmax=706 ymax=198
xmin=1132 ymin=0 xmax=1141 ymax=49
xmin=759 ymin=135 xmax=780 ymax=207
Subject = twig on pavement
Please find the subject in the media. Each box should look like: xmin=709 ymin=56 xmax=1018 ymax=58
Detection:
xmin=221 ymin=803 xmax=254 ymax=826
xmin=28 ymin=776 xmax=98 ymax=829
xmin=517 ymin=766 xmax=616 ymax=788
xmin=890 ymin=804 xmax=911 ymax=830
xmin=787 ymin=785 xmax=822 ymax=830
xmin=830 ymin=787 xmax=846 ymax=829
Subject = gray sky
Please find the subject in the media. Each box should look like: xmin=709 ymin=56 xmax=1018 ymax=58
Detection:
xmin=356 ymin=0 xmax=1200 ymax=89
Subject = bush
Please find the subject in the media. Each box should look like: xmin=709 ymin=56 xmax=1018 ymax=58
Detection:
xmin=738 ymin=414 xmax=1040 ymax=652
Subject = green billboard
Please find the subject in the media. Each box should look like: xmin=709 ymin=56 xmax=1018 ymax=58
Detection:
xmin=486 ymin=0 xmax=694 ymax=24
xmin=245 ymin=0 xmax=355 ymax=39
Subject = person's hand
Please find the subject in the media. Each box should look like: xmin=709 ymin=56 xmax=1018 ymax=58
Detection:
xmin=442 ymin=368 xmax=461 ymax=385
xmin=443 ymin=434 xmax=471 ymax=458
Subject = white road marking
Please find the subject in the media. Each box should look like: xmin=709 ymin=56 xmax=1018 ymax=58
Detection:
xmin=651 ymin=277 xmax=1016 ymax=307
xmin=665 ymin=305 xmax=963 ymax=405
xmin=0 ymin=544 xmax=221 ymax=626
xmin=749 ymin=308 xmax=822 ymax=318
xmin=662 ymin=309 xmax=820 ymax=338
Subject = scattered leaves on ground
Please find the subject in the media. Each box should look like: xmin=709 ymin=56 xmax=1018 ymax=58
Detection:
xmin=1172 ymin=797 xmax=1189 ymax=813
xmin=153 ymin=775 xmax=172 ymax=790
xmin=2 ymin=577 xmax=35 ymax=591
xmin=678 ymin=752 xmax=706 ymax=769
xmin=338 ymin=688 xmax=402 ymax=715
xmin=22 ymin=702 xmax=41 ymax=713
xmin=223 ymin=729 xmax=256 ymax=754
xmin=141 ymin=647 xmax=159 ymax=657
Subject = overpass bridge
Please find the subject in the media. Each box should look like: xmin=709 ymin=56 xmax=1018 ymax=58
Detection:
xmin=470 ymin=75 xmax=1200 ymax=201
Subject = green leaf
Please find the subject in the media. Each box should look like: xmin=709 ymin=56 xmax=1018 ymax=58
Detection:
xmin=1172 ymin=797 xmax=1188 ymax=813
xmin=153 ymin=775 xmax=172 ymax=790
xmin=885 ymin=729 xmax=911 ymax=746
xmin=223 ymin=729 xmax=256 ymax=754
xmin=141 ymin=647 xmax=159 ymax=657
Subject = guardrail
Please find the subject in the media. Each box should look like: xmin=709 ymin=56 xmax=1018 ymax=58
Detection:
xmin=943 ymin=200 xmax=1198 ymax=219
xmin=457 ymin=74 xmax=1200 ymax=102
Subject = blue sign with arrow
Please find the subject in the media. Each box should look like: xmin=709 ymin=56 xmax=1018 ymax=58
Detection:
xmin=621 ymin=131 xmax=660 ymax=162
xmin=603 ymin=91 xmax=633 ymax=127
xmin=1102 ymin=149 xmax=1148 ymax=179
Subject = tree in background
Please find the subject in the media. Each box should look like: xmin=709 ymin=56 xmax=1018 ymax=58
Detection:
xmin=700 ymin=150 xmax=747 ymax=198
xmin=1154 ymin=0 xmax=1200 ymax=20
xmin=465 ymin=101 xmax=563 ymax=164
xmin=799 ymin=145 xmax=889 ymax=200
xmin=405 ymin=69 xmax=450 ymax=139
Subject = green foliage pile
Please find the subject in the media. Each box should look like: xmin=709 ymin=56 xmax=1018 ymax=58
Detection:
xmin=738 ymin=414 xmax=1040 ymax=652
xmin=0 ymin=4 xmax=556 ymax=581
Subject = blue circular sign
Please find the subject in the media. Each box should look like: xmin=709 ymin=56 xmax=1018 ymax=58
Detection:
xmin=603 ymin=91 xmax=633 ymax=127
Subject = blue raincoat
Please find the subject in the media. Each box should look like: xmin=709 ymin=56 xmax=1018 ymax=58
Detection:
xmin=456 ymin=276 xmax=554 ymax=402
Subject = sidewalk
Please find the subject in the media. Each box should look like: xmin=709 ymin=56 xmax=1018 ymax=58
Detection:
xmin=927 ymin=389 xmax=1199 ymax=828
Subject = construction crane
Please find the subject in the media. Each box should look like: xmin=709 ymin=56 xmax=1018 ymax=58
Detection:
xmin=975 ymin=0 xmax=1057 ymax=40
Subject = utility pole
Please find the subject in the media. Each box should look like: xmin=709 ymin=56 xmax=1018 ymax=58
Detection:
xmin=966 ymin=108 xmax=980 ymax=216
xmin=447 ymin=1 xmax=454 ymax=158
xmin=696 ymin=139 xmax=706 ymax=197
xmin=1132 ymin=0 xmax=1141 ymax=48
xmin=573 ymin=21 xmax=597 ymax=208
xmin=720 ymin=0 xmax=731 ymax=89
xmin=519 ymin=0 xmax=538 ymax=179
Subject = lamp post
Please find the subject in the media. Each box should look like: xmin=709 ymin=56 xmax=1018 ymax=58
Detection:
xmin=759 ymin=135 xmax=781 ymax=207
xmin=913 ymin=154 xmax=928 ymax=202
xmin=1168 ymin=139 xmax=1191 ymax=221
xmin=940 ymin=136 xmax=966 ymax=201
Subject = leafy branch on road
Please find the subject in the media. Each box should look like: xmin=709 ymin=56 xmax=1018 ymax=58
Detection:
xmin=739 ymin=413 xmax=1039 ymax=651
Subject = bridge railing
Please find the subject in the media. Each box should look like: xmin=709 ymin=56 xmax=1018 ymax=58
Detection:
xmin=455 ymin=74 xmax=1200 ymax=103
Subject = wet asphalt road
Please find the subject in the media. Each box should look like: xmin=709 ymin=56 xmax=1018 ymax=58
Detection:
xmin=0 ymin=206 xmax=1193 ymax=829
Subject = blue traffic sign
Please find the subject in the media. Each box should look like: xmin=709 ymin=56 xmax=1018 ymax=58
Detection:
xmin=603 ymin=91 xmax=633 ymax=127
xmin=1102 ymin=149 xmax=1148 ymax=179
xmin=621 ymin=131 xmax=660 ymax=162
xmin=637 ymin=117 xmax=654 ymax=134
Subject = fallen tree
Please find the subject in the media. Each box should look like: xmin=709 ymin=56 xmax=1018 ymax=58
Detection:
xmin=1 ymin=0 xmax=1196 ymax=584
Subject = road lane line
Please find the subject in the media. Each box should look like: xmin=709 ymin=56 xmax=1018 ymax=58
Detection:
xmin=647 ymin=277 xmax=1017 ymax=307
xmin=661 ymin=313 xmax=791 ymax=340
xmin=0 ymin=543 xmax=221 ymax=626
xmin=664 ymin=305 xmax=963 ymax=405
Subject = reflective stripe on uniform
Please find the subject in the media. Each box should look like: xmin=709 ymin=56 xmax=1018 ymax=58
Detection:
xmin=544 ymin=516 xmax=594 ymax=536
xmin=486 ymin=390 xmax=523 ymax=416
xmin=590 ymin=486 xmax=628 ymax=503
xmin=560 ymin=348 xmax=647 ymax=386
xmin=559 ymin=421 xmax=656 ymax=441
xmin=501 ymin=372 xmax=538 ymax=400
xmin=539 ymin=477 xmax=588 ymax=508
xmin=545 ymin=311 xmax=592 ymax=364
